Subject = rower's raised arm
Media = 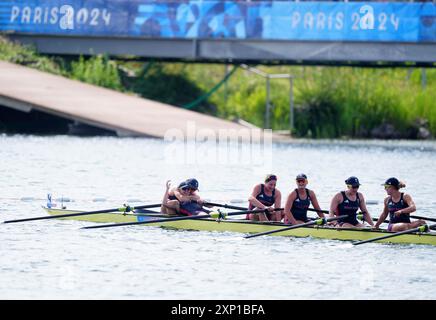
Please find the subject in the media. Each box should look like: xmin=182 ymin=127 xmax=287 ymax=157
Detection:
xmin=329 ymin=193 xmax=341 ymax=218
xmin=375 ymin=197 xmax=390 ymax=229
xmin=284 ymin=191 xmax=298 ymax=225
xmin=358 ymin=193 xmax=374 ymax=226
xmin=309 ymin=190 xmax=324 ymax=218
xmin=402 ymin=194 xmax=416 ymax=214
xmin=274 ymin=189 xmax=282 ymax=209
xmin=173 ymin=189 xmax=192 ymax=202
xmin=248 ymin=184 xmax=265 ymax=209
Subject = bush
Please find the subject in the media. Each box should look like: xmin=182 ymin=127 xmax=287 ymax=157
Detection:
xmin=70 ymin=55 xmax=122 ymax=90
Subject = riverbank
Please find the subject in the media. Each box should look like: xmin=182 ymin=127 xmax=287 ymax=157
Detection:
xmin=1 ymin=35 xmax=435 ymax=139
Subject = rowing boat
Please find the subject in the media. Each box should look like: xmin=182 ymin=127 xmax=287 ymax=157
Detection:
xmin=42 ymin=207 xmax=436 ymax=246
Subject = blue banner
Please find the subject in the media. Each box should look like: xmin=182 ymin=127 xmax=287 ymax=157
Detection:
xmin=0 ymin=1 xmax=435 ymax=42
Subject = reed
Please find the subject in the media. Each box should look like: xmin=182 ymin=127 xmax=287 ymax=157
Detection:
xmin=70 ymin=55 xmax=123 ymax=91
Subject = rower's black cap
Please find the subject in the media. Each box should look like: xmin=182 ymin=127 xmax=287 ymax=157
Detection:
xmin=296 ymin=173 xmax=307 ymax=180
xmin=178 ymin=181 xmax=188 ymax=189
xmin=185 ymin=178 xmax=199 ymax=190
xmin=345 ymin=176 xmax=361 ymax=187
xmin=383 ymin=177 xmax=400 ymax=188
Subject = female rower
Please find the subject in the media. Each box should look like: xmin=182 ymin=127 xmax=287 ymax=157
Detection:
xmin=284 ymin=174 xmax=324 ymax=225
xmin=374 ymin=177 xmax=425 ymax=231
xmin=161 ymin=178 xmax=207 ymax=216
xmin=328 ymin=176 xmax=374 ymax=228
xmin=247 ymin=174 xmax=282 ymax=222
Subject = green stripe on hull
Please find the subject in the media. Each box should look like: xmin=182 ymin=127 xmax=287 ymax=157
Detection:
xmin=45 ymin=208 xmax=138 ymax=223
xmin=44 ymin=208 xmax=436 ymax=246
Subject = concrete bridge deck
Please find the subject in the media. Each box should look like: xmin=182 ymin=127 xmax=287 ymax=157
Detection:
xmin=0 ymin=61 xmax=248 ymax=138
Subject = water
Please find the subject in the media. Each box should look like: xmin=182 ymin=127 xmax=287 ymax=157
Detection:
xmin=1 ymin=134 xmax=436 ymax=299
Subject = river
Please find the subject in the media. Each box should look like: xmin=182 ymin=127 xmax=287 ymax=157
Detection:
xmin=1 ymin=134 xmax=435 ymax=299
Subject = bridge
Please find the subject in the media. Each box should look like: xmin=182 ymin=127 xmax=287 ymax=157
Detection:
xmin=0 ymin=1 xmax=435 ymax=136
xmin=1 ymin=1 xmax=435 ymax=66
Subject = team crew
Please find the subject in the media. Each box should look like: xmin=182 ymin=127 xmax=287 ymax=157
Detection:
xmin=161 ymin=175 xmax=426 ymax=232
xmin=329 ymin=176 xmax=374 ymax=228
xmin=284 ymin=174 xmax=324 ymax=225
xmin=247 ymin=174 xmax=282 ymax=222
xmin=374 ymin=177 xmax=426 ymax=232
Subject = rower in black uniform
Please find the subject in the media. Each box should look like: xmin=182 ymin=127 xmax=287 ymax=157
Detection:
xmin=374 ymin=177 xmax=425 ymax=231
xmin=247 ymin=174 xmax=282 ymax=222
xmin=284 ymin=173 xmax=324 ymax=225
xmin=329 ymin=176 xmax=374 ymax=228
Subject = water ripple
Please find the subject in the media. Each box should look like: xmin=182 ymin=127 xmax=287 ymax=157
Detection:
xmin=1 ymin=136 xmax=436 ymax=299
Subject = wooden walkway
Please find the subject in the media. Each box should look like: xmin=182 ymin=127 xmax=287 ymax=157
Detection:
xmin=0 ymin=61 xmax=247 ymax=138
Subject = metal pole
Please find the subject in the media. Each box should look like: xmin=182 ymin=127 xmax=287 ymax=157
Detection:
xmin=224 ymin=64 xmax=229 ymax=107
xmin=289 ymin=77 xmax=294 ymax=134
xmin=421 ymin=68 xmax=427 ymax=89
xmin=266 ymin=76 xmax=270 ymax=129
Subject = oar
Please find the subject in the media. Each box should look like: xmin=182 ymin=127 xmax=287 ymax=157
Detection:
xmin=3 ymin=203 xmax=163 ymax=224
xmin=204 ymin=202 xmax=247 ymax=211
xmin=356 ymin=214 xmax=436 ymax=224
xmin=82 ymin=208 xmax=283 ymax=230
xmin=244 ymin=215 xmax=349 ymax=239
xmin=353 ymin=224 xmax=436 ymax=246
xmin=410 ymin=215 xmax=436 ymax=223
xmin=357 ymin=214 xmax=389 ymax=224
xmin=307 ymin=208 xmax=329 ymax=214
xmin=209 ymin=202 xmax=331 ymax=217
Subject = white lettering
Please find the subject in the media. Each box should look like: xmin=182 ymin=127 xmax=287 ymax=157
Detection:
xmin=171 ymin=304 xmax=206 ymax=317
xmin=44 ymin=7 xmax=49 ymax=24
xmin=336 ymin=12 xmax=344 ymax=30
xmin=351 ymin=12 xmax=359 ymax=30
xmin=317 ymin=12 xmax=326 ymax=30
xmin=50 ymin=7 xmax=59 ymax=24
xmin=327 ymin=14 xmax=334 ymax=30
xmin=10 ymin=6 xmax=20 ymax=22
xmin=33 ymin=7 xmax=42 ymax=24
xmin=304 ymin=12 xmax=314 ymax=30
xmin=359 ymin=5 xmax=375 ymax=30
xmin=101 ymin=9 xmax=111 ymax=26
xmin=76 ymin=8 xmax=89 ymax=24
xmin=379 ymin=12 xmax=387 ymax=31
xmin=391 ymin=14 xmax=399 ymax=31
xmin=90 ymin=8 xmax=99 ymax=26
xmin=22 ymin=7 xmax=31 ymax=24
xmin=291 ymin=12 xmax=301 ymax=29
xmin=8 ymin=6 xmax=111 ymax=28
xmin=60 ymin=5 xmax=74 ymax=30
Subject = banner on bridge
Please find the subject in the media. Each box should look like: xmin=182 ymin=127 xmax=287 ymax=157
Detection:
xmin=0 ymin=1 xmax=435 ymax=42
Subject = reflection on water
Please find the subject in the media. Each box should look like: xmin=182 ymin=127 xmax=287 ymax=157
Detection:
xmin=0 ymin=135 xmax=435 ymax=299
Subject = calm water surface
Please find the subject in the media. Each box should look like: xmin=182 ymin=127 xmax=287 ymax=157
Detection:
xmin=1 ymin=135 xmax=435 ymax=299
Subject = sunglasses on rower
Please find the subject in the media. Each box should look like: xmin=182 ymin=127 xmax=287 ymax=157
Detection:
xmin=347 ymin=184 xmax=359 ymax=189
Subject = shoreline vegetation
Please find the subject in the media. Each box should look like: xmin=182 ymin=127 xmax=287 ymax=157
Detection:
xmin=1 ymin=36 xmax=435 ymax=139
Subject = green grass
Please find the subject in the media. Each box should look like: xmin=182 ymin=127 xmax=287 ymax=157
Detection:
xmin=1 ymin=35 xmax=435 ymax=139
